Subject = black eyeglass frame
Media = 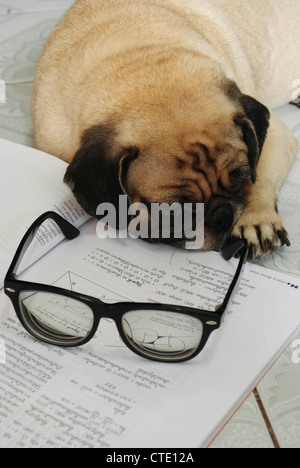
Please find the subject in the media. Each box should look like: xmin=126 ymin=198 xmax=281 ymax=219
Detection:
xmin=4 ymin=212 xmax=248 ymax=363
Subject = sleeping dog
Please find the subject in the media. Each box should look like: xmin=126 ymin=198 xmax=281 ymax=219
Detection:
xmin=32 ymin=0 xmax=300 ymax=257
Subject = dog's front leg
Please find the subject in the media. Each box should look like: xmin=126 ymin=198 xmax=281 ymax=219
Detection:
xmin=232 ymin=112 xmax=299 ymax=259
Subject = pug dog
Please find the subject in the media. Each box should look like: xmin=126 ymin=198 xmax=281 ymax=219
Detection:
xmin=31 ymin=0 xmax=300 ymax=258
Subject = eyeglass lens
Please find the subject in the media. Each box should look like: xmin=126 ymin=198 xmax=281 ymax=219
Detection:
xmin=19 ymin=291 xmax=94 ymax=345
xmin=122 ymin=310 xmax=204 ymax=361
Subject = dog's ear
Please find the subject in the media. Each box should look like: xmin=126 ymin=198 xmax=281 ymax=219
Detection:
xmin=235 ymin=95 xmax=270 ymax=184
xmin=225 ymin=81 xmax=270 ymax=184
xmin=241 ymin=95 xmax=270 ymax=156
xmin=64 ymin=124 xmax=138 ymax=217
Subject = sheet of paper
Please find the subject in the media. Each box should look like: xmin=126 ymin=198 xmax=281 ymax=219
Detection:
xmin=0 ymin=138 xmax=90 ymax=287
xmin=1 ymin=220 xmax=299 ymax=448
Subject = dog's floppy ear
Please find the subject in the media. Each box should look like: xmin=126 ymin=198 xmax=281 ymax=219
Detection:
xmin=235 ymin=95 xmax=270 ymax=184
xmin=241 ymin=95 xmax=271 ymax=156
xmin=64 ymin=124 xmax=138 ymax=217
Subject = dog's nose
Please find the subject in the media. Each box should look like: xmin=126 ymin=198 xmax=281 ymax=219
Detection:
xmin=205 ymin=203 xmax=234 ymax=233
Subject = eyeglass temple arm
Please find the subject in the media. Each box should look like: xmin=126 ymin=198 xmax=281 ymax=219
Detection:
xmin=5 ymin=211 xmax=80 ymax=280
xmin=216 ymin=239 xmax=249 ymax=318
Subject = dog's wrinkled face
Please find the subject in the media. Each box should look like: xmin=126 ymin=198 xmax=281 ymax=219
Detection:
xmin=64 ymin=81 xmax=270 ymax=251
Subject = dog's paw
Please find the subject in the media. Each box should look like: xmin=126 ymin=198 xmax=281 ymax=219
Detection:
xmin=231 ymin=210 xmax=290 ymax=259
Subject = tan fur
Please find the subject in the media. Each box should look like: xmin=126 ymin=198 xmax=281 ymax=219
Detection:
xmin=32 ymin=0 xmax=300 ymax=257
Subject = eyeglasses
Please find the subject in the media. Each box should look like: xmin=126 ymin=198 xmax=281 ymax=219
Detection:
xmin=4 ymin=212 xmax=248 ymax=363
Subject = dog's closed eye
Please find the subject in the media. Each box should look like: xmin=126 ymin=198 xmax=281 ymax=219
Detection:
xmin=229 ymin=166 xmax=252 ymax=191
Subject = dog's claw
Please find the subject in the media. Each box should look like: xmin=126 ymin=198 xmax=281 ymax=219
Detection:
xmin=277 ymin=229 xmax=291 ymax=247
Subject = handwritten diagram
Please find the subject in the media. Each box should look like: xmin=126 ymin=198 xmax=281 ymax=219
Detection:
xmin=52 ymin=271 xmax=130 ymax=304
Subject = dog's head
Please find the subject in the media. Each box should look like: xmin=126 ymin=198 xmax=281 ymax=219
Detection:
xmin=64 ymin=79 xmax=270 ymax=250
